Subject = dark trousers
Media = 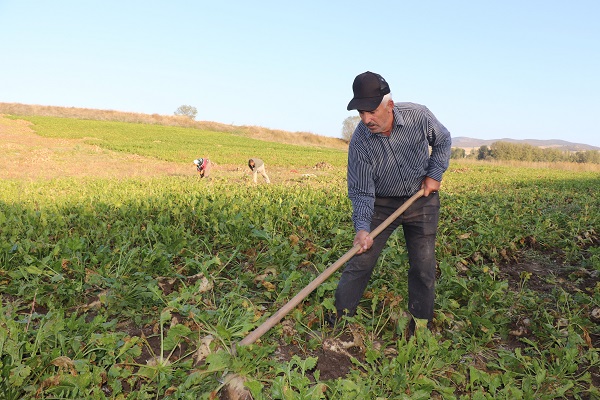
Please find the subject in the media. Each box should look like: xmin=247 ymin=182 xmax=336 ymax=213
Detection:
xmin=334 ymin=192 xmax=440 ymax=321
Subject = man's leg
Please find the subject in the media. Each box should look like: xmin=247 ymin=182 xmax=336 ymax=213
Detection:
xmin=401 ymin=193 xmax=440 ymax=321
xmin=334 ymin=197 xmax=405 ymax=317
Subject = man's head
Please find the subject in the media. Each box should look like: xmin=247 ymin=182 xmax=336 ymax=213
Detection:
xmin=347 ymin=71 xmax=390 ymax=112
xmin=357 ymin=94 xmax=394 ymax=135
xmin=347 ymin=72 xmax=395 ymax=135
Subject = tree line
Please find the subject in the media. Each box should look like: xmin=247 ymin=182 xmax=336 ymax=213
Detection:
xmin=452 ymin=141 xmax=600 ymax=164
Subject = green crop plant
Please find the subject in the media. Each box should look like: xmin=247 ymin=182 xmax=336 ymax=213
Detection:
xmin=1 ymin=115 xmax=599 ymax=398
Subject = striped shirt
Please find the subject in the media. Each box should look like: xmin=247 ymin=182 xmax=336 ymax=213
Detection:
xmin=347 ymin=102 xmax=452 ymax=232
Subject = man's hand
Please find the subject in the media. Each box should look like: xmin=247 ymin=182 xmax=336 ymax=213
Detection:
xmin=354 ymin=230 xmax=373 ymax=254
xmin=422 ymin=176 xmax=441 ymax=197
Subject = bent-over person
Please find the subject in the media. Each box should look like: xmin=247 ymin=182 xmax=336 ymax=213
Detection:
xmin=248 ymin=158 xmax=271 ymax=184
xmin=193 ymin=157 xmax=211 ymax=178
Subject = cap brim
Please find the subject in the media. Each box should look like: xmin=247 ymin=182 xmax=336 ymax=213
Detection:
xmin=347 ymin=96 xmax=383 ymax=111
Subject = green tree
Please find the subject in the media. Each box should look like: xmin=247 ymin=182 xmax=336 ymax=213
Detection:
xmin=341 ymin=116 xmax=360 ymax=142
xmin=174 ymin=105 xmax=198 ymax=120
xmin=573 ymin=150 xmax=600 ymax=164
xmin=450 ymin=147 xmax=466 ymax=159
xmin=491 ymin=141 xmax=574 ymax=163
xmin=477 ymin=145 xmax=492 ymax=160
xmin=490 ymin=142 xmax=513 ymax=160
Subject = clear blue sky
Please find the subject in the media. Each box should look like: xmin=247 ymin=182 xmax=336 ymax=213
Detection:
xmin=2 ymin=1 xmax=599 ymax=147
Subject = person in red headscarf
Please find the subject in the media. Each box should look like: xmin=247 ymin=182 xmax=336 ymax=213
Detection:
xmin=193 ymin=157 xmax=211 ymax=178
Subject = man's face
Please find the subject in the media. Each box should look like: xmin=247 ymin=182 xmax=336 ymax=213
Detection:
xmin=358 ymin=99 xmax=394 ymax=134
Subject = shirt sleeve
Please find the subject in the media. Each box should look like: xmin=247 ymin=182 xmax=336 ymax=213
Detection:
xmin=425 ymin=110 xmax=451 ymax=182
xmin=347 ymin=131 xmax=376 ymax=232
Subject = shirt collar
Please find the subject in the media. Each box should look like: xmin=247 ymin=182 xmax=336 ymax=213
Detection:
xmin=392 ymin=105 xmax=405 ymax=128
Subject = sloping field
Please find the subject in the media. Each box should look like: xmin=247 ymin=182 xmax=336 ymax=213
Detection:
xmin=0 ymin=115 xmax=347 ymax=182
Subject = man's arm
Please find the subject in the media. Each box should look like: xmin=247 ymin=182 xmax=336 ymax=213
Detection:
xmin=425 ymin=110 xmax=452 ymax=184
xmin=347 ymin=136 xmax=376 ymax=233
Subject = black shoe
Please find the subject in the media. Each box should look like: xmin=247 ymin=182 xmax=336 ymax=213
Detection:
xmin=405 ymin=318 xmax=416 ymax=339
xmin=324 ymin=311 xmax=339 ymax=327
xmin=405 ymin=318 xmax=433 ymax=339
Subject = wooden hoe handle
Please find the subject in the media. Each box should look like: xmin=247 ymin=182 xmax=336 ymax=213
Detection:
xmin=237 ymin=189 xmax=425 ymax=348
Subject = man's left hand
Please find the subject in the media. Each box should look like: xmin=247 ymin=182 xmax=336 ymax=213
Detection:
xmin=422 ymin=176 xmax=441 ymax=196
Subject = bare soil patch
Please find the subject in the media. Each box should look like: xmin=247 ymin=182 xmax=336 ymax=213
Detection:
xmin=0 ymin=116 xmax=193 ymax=179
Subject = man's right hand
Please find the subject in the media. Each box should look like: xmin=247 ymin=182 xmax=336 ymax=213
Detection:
xmin=354 ymin=230 xmax=373 ymax=254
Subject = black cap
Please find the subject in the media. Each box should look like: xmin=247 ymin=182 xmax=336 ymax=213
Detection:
xmin=347 ymin=71 xmax=391 ymax=111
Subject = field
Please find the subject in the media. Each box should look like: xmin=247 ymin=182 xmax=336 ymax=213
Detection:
xmin=0 ymin=114 xmax=599 ymax=399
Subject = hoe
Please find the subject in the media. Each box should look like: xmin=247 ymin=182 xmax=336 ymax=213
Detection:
xmin=235 ymin=188 xmax=425 ymax=349
xmin=221 ymin=189 xmax=424 ymax=398
xmin=219 ymin=189 xmax=424 ymax=400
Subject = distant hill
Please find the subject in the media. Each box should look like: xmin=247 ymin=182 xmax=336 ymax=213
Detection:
xmin=452 ymin=137 xmax=599 ymax=152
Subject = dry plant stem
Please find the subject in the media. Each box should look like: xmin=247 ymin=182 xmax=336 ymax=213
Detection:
xmin=236 ymin=189 xmax=425 ymax=350
xmin=25 ymin=290 xmax=37 ymax=333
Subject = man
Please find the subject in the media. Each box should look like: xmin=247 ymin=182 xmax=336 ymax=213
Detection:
xmin=193 ymin=157 xmax=211 ymax=178
xmin=248 ymin=158 xmax=271 ymax=184
xmin=333 ymin=71 xmax=451 ymax=334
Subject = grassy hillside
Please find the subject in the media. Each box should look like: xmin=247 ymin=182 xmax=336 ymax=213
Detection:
xmin=0 ymin=102 xmax=349 ymax=150
xmin=9 ymin=115 xmax=348 ymax=168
